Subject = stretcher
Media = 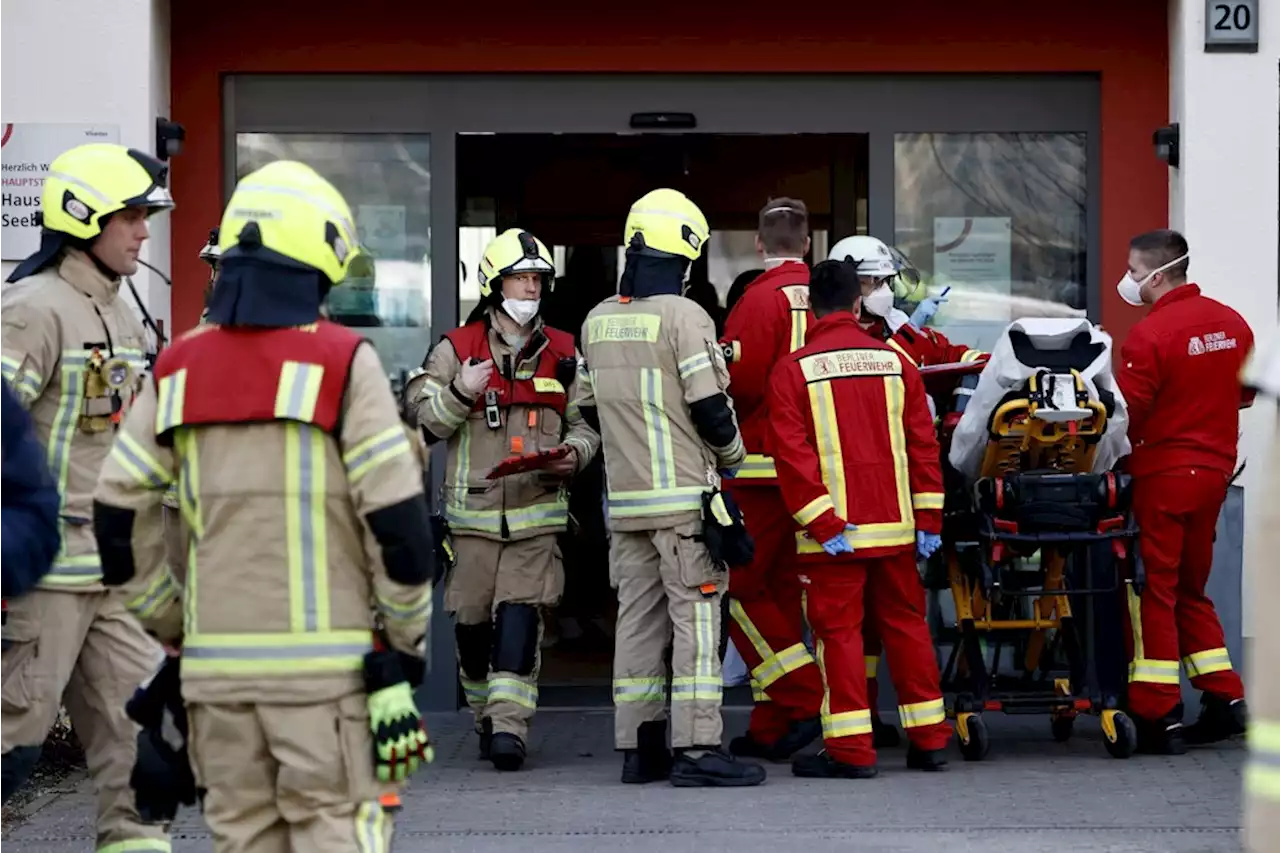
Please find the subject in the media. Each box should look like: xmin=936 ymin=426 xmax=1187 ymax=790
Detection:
xmin=928 ymin=318 xmax=1141 ymax=761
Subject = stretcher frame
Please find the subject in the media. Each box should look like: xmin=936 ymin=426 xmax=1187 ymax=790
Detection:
xmin=924 ymin=362 xmax=1142 ymax=761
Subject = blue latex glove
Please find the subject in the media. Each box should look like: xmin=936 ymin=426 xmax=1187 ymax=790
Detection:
xmin=822 ymin=524 xmax=858 ymax=556
xmin=916 ymin=531 xmax=943 ymax=561
xmin=718 ymin=468 xmax=739 ymax=479
xmin=908 ymin=287 xmax=950 ymax=330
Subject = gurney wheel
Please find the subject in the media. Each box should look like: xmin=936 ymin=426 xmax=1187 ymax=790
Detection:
xmin=1050 ymin=714 xmax=1075 ymax=743
xmin=957 ymin=713 xmax=990 ymax=761
xmin=1101 ymin=710 xmax=1137 ymax=759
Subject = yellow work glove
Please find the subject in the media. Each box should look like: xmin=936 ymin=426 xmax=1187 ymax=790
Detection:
xmin=364 ymin=650 xmax=434 ymax=783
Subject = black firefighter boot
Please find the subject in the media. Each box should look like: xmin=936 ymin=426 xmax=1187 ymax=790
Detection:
xmin=905 ymin=744 xmax=948 ymax=771
xmin=791 ymin=750 xmax=879 ymax=780
xmin=477 ymin=717 xmax=494 ymax=761
xmin=489 ymin=731 xmax=526 ymax=771
xmin=621 ymin=720 xmax=674 ymax=784
xmin=729 ymin=717 xmax=821 ymax=761
xmin=1184 ymin=694 xmax=1248 ymax=745
xmin=670 ymin=746 xmax=767 ymax=787
xmin=1134 ymin=704 xmax=1188 ymax=756
xmin=871 ymin=714 xmax=902 ymax=749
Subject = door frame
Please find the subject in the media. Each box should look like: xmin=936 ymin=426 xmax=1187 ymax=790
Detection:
xmin=225 ymin=72 xmax=1102 ymax=710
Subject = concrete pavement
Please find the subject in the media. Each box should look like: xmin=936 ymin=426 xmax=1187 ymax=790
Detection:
xmin=1 ymin=709 xmax=1245 ymax=853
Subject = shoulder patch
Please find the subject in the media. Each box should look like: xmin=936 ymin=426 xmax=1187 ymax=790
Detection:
xmin=780 ymin=285 xmax=810 ymax=311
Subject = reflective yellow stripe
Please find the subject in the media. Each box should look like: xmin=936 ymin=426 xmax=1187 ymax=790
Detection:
xmin=377 ymin=586 xmax=433 ymax=629
xmin=795 ymin=521 xmax=914 ymax=553
xmin=428 ymin=382 xmax=467 ymax=430
xmin=865 ymin=655 xmax=879 ymax=678
xmin=606 ymin=486 xmax=706 ymax=521
xmin=127 ymin=570 xmax=181 ymax=620
xmin=822 ymin=708 xmax=873 ymax=739
xmin=286 ymin=424 xmax=330 ymax=633
xmin=672 ymin=600 xmax=721 ymax=702
xmin=729 ymin=599 xmax=772 ymax=661
xmin=1183 ymin=647 xmax=1233 ymax=678
xmin=790 ymin=310 xmax=807 ymax=353
xmin=640 ymin=367 xmax=676 ymax=491
xmin=489 ymin=676 xmax=538 ymax=709
xmin=887 ymin=338 xmax=917 ymax=367
xmin=355 ymin=799 xmax=390 ymax=853
xmin=445 ymin=499 xmax=571 ymax=536
xmin=274 ymin=360 xmax=325 ymax=421
xmin=884 ymin=375 xmax=913 ymax=526
xmin=911 ymin=492 xmax=944 ymax=510
xmin=678 ymin=351 xmax=713 ymax=380
xmin=111 ymin=431 xmax=173 ymax=489
xmin=460 ymin=677 xmax=489 ymax=707
xmin=1246 ymin=720 xmax=1280 ymax=802
xmin=613 ymin=677 xmax=667 ymax=703
xmin=96 ymin=840 xmax=172 ymax=853
xmin=960 ymin=349 xmax=986 ymax=363
xmin=898 ymin=698 xmax=946 ymax=728
xmin=750 ymin=642 xmax=816 ymax=690
xmin=751 ymin=682 xmax=772 ymax=702
xmin=736 ymin=454 xmax=777 ymax=479
xmin=809 ymin=380 xmax=846 ymax=517
xmin=2 ymin=353 xmax=42 ymax=401
xmin=1129 ymin=659 xmax=1181 ymax=685
xmin=182 ymin=631 xmax=373 ymax=676
xmin=344 ymin=425 xmax=410 ymax=482
xmin=451 ymin=421 xmax=472 ymax=510
xmin=176 ymin=429 xmax=202 ymax=635
xmin=42 ymin=355 xmax=86 ymax=583
xmin=156 ymin=368 xmax=188 ymax=433
xmin=794 ymin=494 xmax=834 ymax=527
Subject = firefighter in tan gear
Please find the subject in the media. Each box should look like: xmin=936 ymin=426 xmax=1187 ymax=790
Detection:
xmin=0 ymin=142 xmax=175 ymax=852
xmin=1241 ymin=340 xmax=1280 ymax=853
xmin=405 ymin=228 xmax=599 ymax=772
xmin=93 ymin=160 xmax=437 ymax=853
xmin=577 ymin=188 xmax=766 ymax=787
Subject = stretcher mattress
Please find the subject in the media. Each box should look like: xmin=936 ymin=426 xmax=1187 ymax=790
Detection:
xmin=947 ymin=318 xmax=1131 ymax=481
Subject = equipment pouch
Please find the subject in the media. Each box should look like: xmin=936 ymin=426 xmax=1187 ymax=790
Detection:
xmin=700 ymin=488 xmax=754 ymax=571
xmin=555 ymin=357 xmax=577 ymax=390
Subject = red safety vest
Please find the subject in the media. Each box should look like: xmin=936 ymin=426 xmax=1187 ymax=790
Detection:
xmin=443 ymin=321 xmax=575 ymax=415
xmin=151 ymin=321 xmax=365 ymax=440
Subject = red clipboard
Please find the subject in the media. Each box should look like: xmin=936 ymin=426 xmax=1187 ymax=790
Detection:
xmin=485 ymin=446 xmax=571 ymax=479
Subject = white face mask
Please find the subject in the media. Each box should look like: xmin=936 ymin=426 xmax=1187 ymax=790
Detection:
xmin=862 ymin=283 xmax=894 ymax=317
xmin=501 ymin=298 xmax=540 ymax=327
xmin=1116 ymin=252 xmax=1189 ymax=307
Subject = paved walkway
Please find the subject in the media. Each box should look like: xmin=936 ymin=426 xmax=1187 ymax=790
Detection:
xmin=2 ymin=710 xmax=1245 ymax=853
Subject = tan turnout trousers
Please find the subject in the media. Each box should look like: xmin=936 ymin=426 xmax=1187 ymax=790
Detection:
xmin=610 ymin=520 xmax=726 ymax=750
xmin=187 ymin=697 xmax=393 ymax=853
xmin=446 ymin=533 xmax=564 ymax=739
xmin=1 ymin=590 xmax=167 ymax=850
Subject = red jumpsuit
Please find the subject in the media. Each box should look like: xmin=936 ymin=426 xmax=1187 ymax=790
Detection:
xmin=768 ymin=312 xmax=953 ymax=766
xmin=860 ymin=316 xmax=987 ymax=717
xmin=720 ymin=262 xmax=825 ymax=745
xmin=1116 ymin=283 xmax=1253 ymax=722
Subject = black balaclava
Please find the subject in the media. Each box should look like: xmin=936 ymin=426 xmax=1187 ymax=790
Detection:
xmin=204 ymin=254 xmax=330 ymax=328
xmin=7 ymin=218 xmax=121 ymax=284
xmin=618 ymin=236 xmax=688 ymax=300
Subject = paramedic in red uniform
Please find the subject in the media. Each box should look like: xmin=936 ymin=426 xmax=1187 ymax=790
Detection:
xmin=718 ymin=198 xmax=824 ymax=761
xmin=1115 ymin=229 xmax=1252 ymax=754
xmin=768 ymin=259 xmax=953 ymax=778
xmin=824 ymin=235 xmax=988 ymax=747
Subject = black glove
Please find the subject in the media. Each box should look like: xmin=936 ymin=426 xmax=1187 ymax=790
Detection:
xmin=126 ymin=657 xmax=197 ymax=822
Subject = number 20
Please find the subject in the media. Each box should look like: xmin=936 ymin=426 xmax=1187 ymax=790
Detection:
xmin=1213 ymin=2 xmax=1251 ymax=31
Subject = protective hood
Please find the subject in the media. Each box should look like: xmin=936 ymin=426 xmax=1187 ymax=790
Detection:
xmin=203 ymin=255 xmax=331 ymax=328
xmin=6 ymin=231 xmax=73 ymax=283
xmin=619 ymin=251 xmax=686 ymax=299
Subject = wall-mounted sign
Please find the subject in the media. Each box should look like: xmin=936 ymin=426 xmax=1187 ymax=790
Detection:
xmin=1 ymin=123 xmax=120 ymax=260
xmin=1204 ymin=0 xmax=1258 ymax=53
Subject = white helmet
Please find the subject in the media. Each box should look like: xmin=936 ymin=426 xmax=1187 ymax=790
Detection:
xmin=827 ymin=235 xmax=899 ymax=278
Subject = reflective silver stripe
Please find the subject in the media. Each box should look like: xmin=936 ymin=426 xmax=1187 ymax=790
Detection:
xmin=235 ymin=182 xmax=357 ymax=244
xmin=343 ymin=426 xmax=410 ymax=482
xmin=48 ymin=170 xmax=113 ymax=204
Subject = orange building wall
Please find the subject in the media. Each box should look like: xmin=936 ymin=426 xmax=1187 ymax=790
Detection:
xmin=169 ymin=0 xmax=1169 ymax=339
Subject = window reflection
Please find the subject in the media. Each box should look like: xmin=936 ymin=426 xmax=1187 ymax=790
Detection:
xmin=234 ymin=133 xmax=432 ymax=389
xmin=894 ymin=132 xmax=1088 ymax=353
